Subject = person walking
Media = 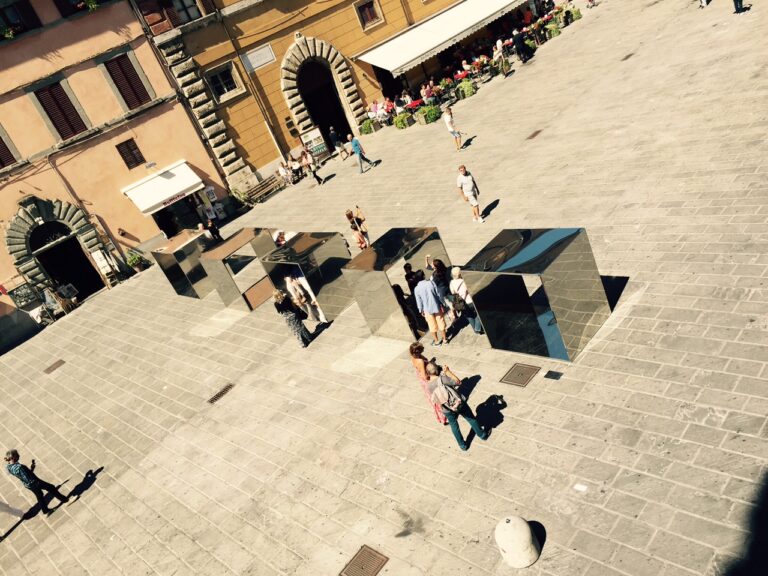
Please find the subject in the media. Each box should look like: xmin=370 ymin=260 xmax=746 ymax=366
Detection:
xmin=443 ymin=106 xmax=462 ymax=151
xmin=347 ymin=134 xmax=376 ymax=173
xmin=328 ymin=127 xmax=348 ymax=160
xmin=303 ymin=149 xmax=323 ymax=185
xmin=409 ymin=343 xmax=448 ymax=425
xmin=345 ymin=207 xmax=370 ymax=247
xmin=425 ymin=363 xmax=488 ymax=450
xmin=456 ymin=165 xmax=484 ymax=223
xmin=414 ymin=270 xmax=448 ymax=346
xmin=450 ymin=267 xmax=484 ymax=334
xmin=272 ymin=289 xmax=312 ymax=347
xmin=732 ymin=0 xmax=743 ymax=12
xmin=4 ymin=449 xmax=68 ymax=515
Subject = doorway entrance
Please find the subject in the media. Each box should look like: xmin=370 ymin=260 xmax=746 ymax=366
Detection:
xmin=297 ymin=59 xmax=352 ymax=145
xmin=372 ymin=65 xmax=404 ymax=100
xmin=30 ymin=222 xmax=105 ymax=300
xmin=152 ymin=195 xmax=204 ymax=238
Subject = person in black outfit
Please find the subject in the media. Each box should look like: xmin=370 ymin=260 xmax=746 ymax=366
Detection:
xmin=4 ymin=450 xmax=68 ymax=515
xmin=512 ymin=29 xmax=532 ymax=63
xmin=206 ymin=218 xmax=223 ymax=242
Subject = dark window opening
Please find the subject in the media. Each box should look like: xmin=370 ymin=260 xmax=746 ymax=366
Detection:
xmin=357 ymin=1 xmax=380 ymax=27
xmin=53 ymin=0 xmax=105 ymax=18
xmin=0 ymin=0 xmax=42 ymax=36
xmin=116 ymin=139 xmax=145 ymax=169
xmin=105 ymin=54 xmax=151 ymax=110
xmin=34 ymin=82 xmax=87 ymax=141
xmin=207 ymin=66 xmax=238 ymax=100
xmin=171 ymin=0 xmax=201 ymax=24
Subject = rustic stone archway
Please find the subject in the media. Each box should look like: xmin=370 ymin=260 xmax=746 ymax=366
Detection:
xmin=280 ymin=33 xmax=367 ymax=135
xmin=4 ymin=196 xmax=104 ymax=289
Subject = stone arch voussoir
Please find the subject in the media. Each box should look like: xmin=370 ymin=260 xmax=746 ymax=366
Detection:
xmin=4 ymin=196 xmax=104 ymax=289
xmin=281 ymin=33 xmax=365 ymax=135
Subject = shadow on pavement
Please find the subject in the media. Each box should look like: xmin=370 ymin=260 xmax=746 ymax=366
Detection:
xmin=725 ymin=471 xmax=767 ymax=576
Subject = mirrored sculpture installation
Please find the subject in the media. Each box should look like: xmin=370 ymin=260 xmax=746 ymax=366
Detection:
xmin=260 ymin=232 xmax=353 ymax=322
xmin=342 ymin=228 xmax=451 ymax=340
xmin=200 ymin=228 xmax=280 ymax=311
xmin=462 ymin=228 xmax=610 ymax=361
xmin=150 ymin=230 xmax=213 ymax=299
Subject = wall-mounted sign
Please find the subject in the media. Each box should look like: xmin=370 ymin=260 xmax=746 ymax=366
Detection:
xmin=242 ymin=44 xmax=276 ymax=73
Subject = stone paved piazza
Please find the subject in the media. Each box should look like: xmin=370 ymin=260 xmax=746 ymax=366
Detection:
xmin=1 ymin=1 xmax=767 ymax=574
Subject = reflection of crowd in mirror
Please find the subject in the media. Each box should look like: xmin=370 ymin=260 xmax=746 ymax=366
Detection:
xmin=284 ymin=273 xmax=327 ymax=324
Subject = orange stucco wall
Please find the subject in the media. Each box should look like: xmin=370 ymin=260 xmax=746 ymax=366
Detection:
xmin=181 ymin=0 xmax=457 ymax=172
xmin=0 ymin=101 xmax=225 ymax=288
xmin=0 ymin=2 xmax=145 ymax=92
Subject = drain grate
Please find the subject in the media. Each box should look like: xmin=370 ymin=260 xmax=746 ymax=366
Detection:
xmin=43 ymin=360 xmax=65 ymax=374
xmin=526 ymin=129 xmax=543 ymax=140
xmin=544 ymin=370 xmax=563 ymax=380
xmin=207 ymin=383 xmax=235 ymax=404
xmin=339 ymin=545 xmax=388 ymax=576
xmin=501 ymin=363 xmax=540 ymax=387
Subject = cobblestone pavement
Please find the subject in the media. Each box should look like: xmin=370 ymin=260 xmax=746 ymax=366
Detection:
xmin=2 ymin=1 xmax=767 ymax=575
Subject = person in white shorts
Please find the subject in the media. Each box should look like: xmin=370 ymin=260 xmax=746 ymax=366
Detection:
xmin=456 ymin=165 xmax=483 ymax=222
xmin=443 ymin=106 xmax=462 ymax=151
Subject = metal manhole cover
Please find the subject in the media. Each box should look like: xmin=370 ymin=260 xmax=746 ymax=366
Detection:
xmin=207 ymin=383 xmax=234 ymax=404
xmin=501 ymin=363 xmax=540 ymax=387
xmin=43 ymin=360 xmax=65 ymax=374
xmin=339 ymin=545 xmax=388 ymax=576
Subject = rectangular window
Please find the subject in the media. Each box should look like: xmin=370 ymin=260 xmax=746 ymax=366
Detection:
xmin=116 ymin=139 xmax=145 ymax=169
xmin=355 ymin=0 xmax=381 ymax=28
xmin=171 ymin=0 xmax=201 ymax=24
xmin=204 ymin=62 xmax=245 ymax=104
xmin=0 ymin=137 xmax=16 ymax=168
xmin=0 ymin=0 xmax=42 ymax=36
xmin=104 ymin=54 xmax=152 ymax=110
xmin=34 ymin=82 xmax=87 ymax=141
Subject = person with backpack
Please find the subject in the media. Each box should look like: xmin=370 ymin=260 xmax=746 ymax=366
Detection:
xmin=426 ymin=363 xmax=488 ymax=450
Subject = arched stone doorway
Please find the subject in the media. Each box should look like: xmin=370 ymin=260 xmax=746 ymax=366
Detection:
xmin=281 ymin=33 xmax=366 ymax=142
xmin=297 ymin=59 xmax=352 ymax=143
xmin=5 ymin=196 xmax=107 ymax=298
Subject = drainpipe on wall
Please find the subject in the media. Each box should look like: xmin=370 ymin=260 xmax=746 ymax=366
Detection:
xmin=218 ymin=15 xmax=285 ymax=161
xmin=399 ymin=0 xmax=414 ymax=25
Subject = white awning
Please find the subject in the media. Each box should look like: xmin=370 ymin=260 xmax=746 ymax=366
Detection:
xmin=357 ymin=0 xmax=527 ymax=76
xmin=121 ymin=160 xmax=205 ymax=215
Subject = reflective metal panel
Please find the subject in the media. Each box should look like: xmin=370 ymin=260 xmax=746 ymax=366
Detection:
xmin=150 ymin=230 xmax=213 ymax=299
xmin=464 ymin=228 xmax=608 ymax=361
xmin=261 ymin=232 xmax=353 ymax=320
xmin=200 ymin=228 xmax=278 ymax=310
xmin=343 ymin=228 xmax=450 ymax=340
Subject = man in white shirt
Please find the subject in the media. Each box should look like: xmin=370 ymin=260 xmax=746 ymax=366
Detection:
xmin=443 ymin=106 xmax=462 ymax=151
xmin=456 ymin=165 xmax=484 ymax=222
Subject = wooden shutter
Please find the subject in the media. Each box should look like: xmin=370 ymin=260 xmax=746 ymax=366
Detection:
xmin=116 ymin=139 xmax=145 ymax=169
xmin=0 ymin=137 xmax=16 ymax=168
xmin=35 ymin=83 xmax=87 ymax=141
xmin=105 ymin=54 xmax=151 ymax=111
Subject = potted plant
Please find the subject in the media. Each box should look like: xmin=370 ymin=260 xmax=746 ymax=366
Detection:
xmin=126 ymin=250 xmax=151 ymax=272
xmin=394 ymin=112 xmax=414 ymax=129
xmin=360 ymin=118 xmax=380 ymax=135
xmin=423 ymin=105 xmax=442 ymax=124
xmin=458 ymin=79 xmax=476 ymax=99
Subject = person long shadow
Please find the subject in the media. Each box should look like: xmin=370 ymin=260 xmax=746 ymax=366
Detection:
xmin=460 ymin=136 xmax=477 ymax=149
xmin=466 ymin=394 xmax=507 ymax=448
xmin=310 ymin=320 xmax=333 ymax=343
xmin=458 ymin=375 xmax=482 ymax=400
xmin=0 ymin=468 xmax=103 ymax=543
xmin=321 ymin=174 xmax=336 ymax=185
xmin=67 ymin=467 xmax=103 ymax=504
xmin=481 ymin=199 xmax=500 ymax=219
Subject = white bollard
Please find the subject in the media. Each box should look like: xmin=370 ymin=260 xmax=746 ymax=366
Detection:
xmin=495 ymin=516 xmax=541 ymax=568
